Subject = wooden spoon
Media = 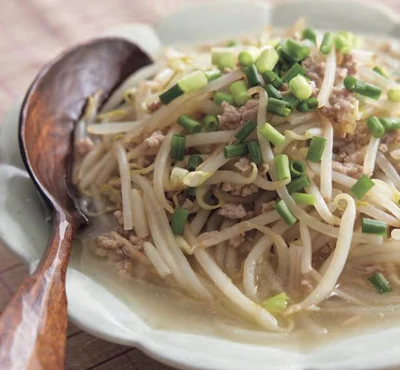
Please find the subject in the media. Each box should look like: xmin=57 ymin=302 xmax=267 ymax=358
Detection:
xmin=0 ymin=38 xmax=151 ymax=370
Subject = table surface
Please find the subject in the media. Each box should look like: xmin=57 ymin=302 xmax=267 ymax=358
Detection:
xmin=0 ymin=0 xmax=399 ymax=369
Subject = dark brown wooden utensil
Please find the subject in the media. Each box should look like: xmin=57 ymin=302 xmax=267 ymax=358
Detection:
xmin=0 ymin=37 xmax=151 ymax=370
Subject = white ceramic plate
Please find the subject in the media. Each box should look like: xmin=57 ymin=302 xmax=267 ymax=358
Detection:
xmin=1 ymin=1 xmax=400 ymax=369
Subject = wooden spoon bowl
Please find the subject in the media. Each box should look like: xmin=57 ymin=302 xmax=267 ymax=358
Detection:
xmin=0 ymin=38 xmax=151 ymax=370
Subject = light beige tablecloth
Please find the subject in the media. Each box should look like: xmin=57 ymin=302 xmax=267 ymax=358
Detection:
xmin=0 ymin=1 xmax=399 ymax=369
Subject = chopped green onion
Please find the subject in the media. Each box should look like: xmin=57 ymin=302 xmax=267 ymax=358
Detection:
xmin=344 ymin=76 xmax=382 ymax=100
xmin=289 ymin=75 xmax=313 ymax=100
xmin=211 ymin=48 xmax=236 ymax=69
xmin=178 ymin=71 xmax=208 ymax=93
xmin=159 ymin=83 xmax=184 ymax=105
xmin=255 ymin=48 xmax=279 ymax=74
xmin=306 ymin=136 xmax=327 ymax=163
xmin=275 ymin=199 xmax=297 ymax=225
xmin=171 ymin=207 xmax=189 ymax=235
xmin=273 ymin=64 xmax=281 ymax=78
xmin=264 ymin=84 xmax=282 ymax=99
xmin=244 ymin=64 xmax=263 ymax=87
xmin=366 ymin=116 xmax=385 ymax=138
xmin=289 ymin=160 xmax=306 ymax=178
xmin=291 ymin=192 xmax=316 ymax=206
xmin=334 ymin=31 xmax=354 ymax=54
xmin=259 ymin=122 xmax=286 ymax=146
xmin=297 ymin=97 xmax=318 ymax=112
xmin=235 ymin=120 xmax=257 ymax=142
xmin=286 ymin=39 xmax=310 ymax=62
xmin=247 ymin=141 xmax=263 ymax=166
xmin=388 ymin=86 xmax=400 ymax=102
xmin=188 ymin=154 xmax=203 ymax=171
xmin=230 ymin=80 xmax=250 ymax=106
xmin=350 ymin=174 xmax=375 ymax=200
xmin=275 ymin=154 xmax=291 ymax=181
xmin=362 ymin=218 xmax=387 ymax=236
xmin=223 ymin=143 xmax=248 ymax=159
xmin=302 ymin=28 xmax=317 ymax=44
xmin=177 ymin=115 xmax=202 ymax=133
xmin=286 ymin=175 xmax=311 ymax=193
xmin=379 ymin=117 xmax=400 ymax=130
xmin=226 ymin=40 xmax=238 ymax=47
xmin=170 ymin=134 xmax=186 ymax=161
xmin=263 ymin=71 xmax=283 ymax=88
xmin=239 ymin=46 xmax=261 ymax=66
xmin=214 ymin=92 xmax=234 ymax=105
xmin=277 ymin=45 xmax=296 ymax=65
xmin=282 ymin=63 xmax=305 ymax=83
xmin=185 ymin=186 xmax=196 ymax=198
xmin=267 ymin=98 xmax=291 ymax=117
xmin=372 ymin=66 xmax=388 ymax=78
xmin=261 ymin=292 xmax=288 ymax=314
xmin=204 ymin=69 xmax=222 ymax=81
xmin=203 ymin=114 xmax=219 ymax=131
xmin=282 ymin=94 xmax=300 ymax=110
xmin=320 ymin=32 xmax=334 ymax=55
xmin=368 ymin=272 xmax=392 ymax=294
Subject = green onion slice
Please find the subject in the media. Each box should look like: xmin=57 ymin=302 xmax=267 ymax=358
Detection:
xmin=289 ymin=160 xmax=306 ymax=178
xmin=350 ymin=175 xmax=375 ymax=200
xmin=171 ymin=207 xmax=189 ymax=235
xmin=177 ymin=115 xmax=202 ymax=133
xmin=159 ymin=83 xmax=184 ymax=105
xmin=188 ymin=154 xmax=203 ymax=171
xmin=275 ymin=154 xmax=291 ymax=181
xmin=247 ymin=141 xmax=263 ymax=166
xmin=368 ymin=272 xmax=392 ymax=294
xmin=286 ymin=175 xmax=311 ymax=193
xmin=262 ymin=292 xmax=288 ymax=314
xmin=275 ymin=199 xmax=297 ymax=225
xmin=170 ymin=134 xmax=186 ymax=161
xmin=306 ymin=136 xmax=327 ymax=163
xmin=204 ymin=114 xmax=219 ymax=132
xmin=344 ymin=76 xmax=382 ymax=100
xmin=366 ymin=116 xmax=385 ymax=138
xmin=214 ymin=92 xmax=234 ymax=106
xmin=291 ymin=192 xmax=316 ymax=206
xmin=235 ymin=120 xmax=257 ymax=142
xmin=259 ymin=122 xmax=286 ymax=146
xmin=223 ymin=143 xmax=248 ymax=159
xmin=362 ymin=218 xmax=387 ymax=236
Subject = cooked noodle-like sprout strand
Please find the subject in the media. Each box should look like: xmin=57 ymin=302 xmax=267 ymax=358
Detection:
xmin=115 ymin=143 xmax=133 ymax=230
xmin=131 ymin=189 xmax=149 ymax=238
xmin=143 ymin=241 xmax=171 ymax=277
xmin=286 ymin=194 xmax=356 ymax=314
xmin=320 ymin=116 xmax=333 ymax=199
xmin=363 ymin=136 xmax=380 ymax=177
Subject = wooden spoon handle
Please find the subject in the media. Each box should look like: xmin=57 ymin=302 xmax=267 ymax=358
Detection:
xmin=0 ymin=212 xmax=74 ymax=370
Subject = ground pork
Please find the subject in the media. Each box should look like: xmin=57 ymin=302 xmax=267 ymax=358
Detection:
xmin=218 ymin=204 xmax=248 ymax=219
xmin=113 ymin=210 xmax=124 ymax=226
xmin=332 ymin=161 xmax=363 ymax=178
xmin=261 ymin=200 xmax=277 ymax=213
xmin=302 ymin=51 xmax=357 ymax=90
xmin=381 ymin=129 xmax=400 ymax=150
xmin=96 ymin=235 xmax=122 ymax=249
xmin=75 ymin=137 xmax=94 ymax=156
xmin=321 ymin=88 xmax=358 ymax=133
xmin=140 ymin=131 xmax=166 ymax=156
xmin=218 ymin=99 xmax=258 ymax=130
xmin=234 ymin=157 xmax=252 ymax=173
xmin=228 ymin=234 xmax=246 ymax=248
xmin=302 ymin=51 xmax=326 ymax=88
xmin=221 ymin=182 xmax=259 ymax=197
